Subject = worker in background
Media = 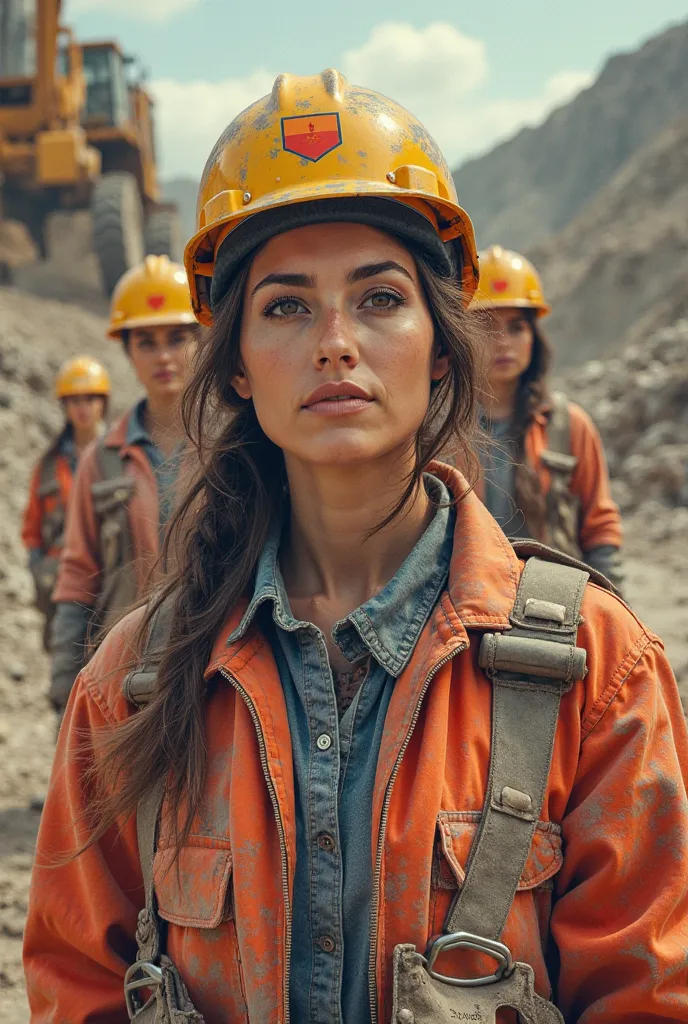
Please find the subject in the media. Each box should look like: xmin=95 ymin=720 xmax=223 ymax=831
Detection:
xmin=21 ymin=357 xmax=110 ymax=648
xmin=25 ymin=72 xmax=688 ymax=1024
xmin=48 ymin=255 xmax=196 ymax=718
xmin=472 ymin=245 xmax=623 ymax=587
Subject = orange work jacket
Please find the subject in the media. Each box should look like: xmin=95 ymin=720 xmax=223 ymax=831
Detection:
xmin=52 ymin=408 xmax=161 ymax=606
xmin=21 ymin=449 xmax=73 ymax=557
xmin=24 ymin=464 xmax=688 ymax=1023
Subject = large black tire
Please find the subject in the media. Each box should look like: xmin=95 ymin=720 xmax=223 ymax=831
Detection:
xmin=91 ymin=171 xmax=144 ymax=297
xmin=144 ymin=206 xmax=182 ymax=261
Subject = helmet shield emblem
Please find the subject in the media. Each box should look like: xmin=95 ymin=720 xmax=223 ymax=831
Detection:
xmin=281 ymin=112 xmax=343 ymax=162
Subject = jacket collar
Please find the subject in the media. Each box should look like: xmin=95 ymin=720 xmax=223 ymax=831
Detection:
xmin=206 ymin=462 xmax=519 ymax=676
xmin=224 ymin=473 xmax=455 ymax=678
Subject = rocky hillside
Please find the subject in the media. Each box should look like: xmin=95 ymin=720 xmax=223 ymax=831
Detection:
xmin=453 ymin=19 xmax=688 ymax=249
xmin=565 ymin=318 xmax=688 ymax=516
xmin=529 ymin=115 xmax=688 ymax=366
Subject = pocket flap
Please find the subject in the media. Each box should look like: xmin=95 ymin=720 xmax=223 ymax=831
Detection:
xmin=91 ymin=475 xmax=136 ymax=514
xmin=154 ymin=844 xmax=233 ymax=928
xmin=436 ymin=811 xmax=562 ymax=891
xmin=540 ymin=449 xmax=578 ymax=474
xmin=37 ymin=479 xmax=61 ymax=499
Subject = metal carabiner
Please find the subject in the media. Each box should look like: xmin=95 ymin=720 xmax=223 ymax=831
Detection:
xmin=424 ymin=930 xmax=515 ymax=987
xmin=124 ymin=960 xmax=163 ymax=1019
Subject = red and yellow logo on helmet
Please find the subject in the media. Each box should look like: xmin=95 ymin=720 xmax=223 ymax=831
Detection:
xmin=281 ymin=113 xmax=343 ymax=162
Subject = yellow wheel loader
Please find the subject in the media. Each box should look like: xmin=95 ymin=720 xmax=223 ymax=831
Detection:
xmin=0 ymin=0 xmax=180 ymax=294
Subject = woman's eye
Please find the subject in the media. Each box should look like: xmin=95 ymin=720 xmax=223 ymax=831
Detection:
xmin=264 ymin=297 xmax=307 ymax=317
xmin=361 ymin=290 xmax=404 ymax=309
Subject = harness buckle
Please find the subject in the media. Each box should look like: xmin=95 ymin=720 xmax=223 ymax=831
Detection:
xmin=124 ymin=959 xmax=163 ymax=1019
xmin=424 ymin=931 xmax=514 ymax=987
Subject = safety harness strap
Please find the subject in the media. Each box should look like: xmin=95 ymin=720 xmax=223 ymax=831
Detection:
xmin=444 ymin=554 xmax=589 ymax=940
xmin=122 ymin=596 xmax=177 ymax=964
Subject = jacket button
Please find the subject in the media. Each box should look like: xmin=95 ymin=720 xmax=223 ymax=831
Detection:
xmin=318 ymin=832 xmax=335 ymax=852
xmin=316 ymin=733 xmax=332 ymax=750
xmin=317 ymin=934 xmax=336 ymax=953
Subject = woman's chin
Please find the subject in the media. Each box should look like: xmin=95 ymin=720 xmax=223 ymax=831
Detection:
xmin=284 ymin=432 xmax=410 ymax=469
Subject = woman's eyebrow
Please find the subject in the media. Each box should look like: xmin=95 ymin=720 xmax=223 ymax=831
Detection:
xmin=347 ymin=261 xmax=413 ymax=284
xmin=251 ymin=272 xmax=316 ymax=297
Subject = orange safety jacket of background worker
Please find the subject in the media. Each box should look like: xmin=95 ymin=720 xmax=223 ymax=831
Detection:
xmin=479 ymin=400 xmax=622 ymax=552
xmin=52 ymin=408 xmax=161 ymax=607
xmin=24 ymin=464 xmax=688 ymax=1023
xmin=21 ymin=451 xmax=73 ymax=557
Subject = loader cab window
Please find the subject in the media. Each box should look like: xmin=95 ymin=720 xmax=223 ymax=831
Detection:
xmin=82 ymin=45 xmax=129 ymax=127
xmin=0 ymin=0 xmax=37 ymax=78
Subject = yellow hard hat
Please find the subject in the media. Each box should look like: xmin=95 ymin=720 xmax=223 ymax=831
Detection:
xmin=55 ymin=356 xmax=111 ymax=399
xmin=471 ymin=245 xmax=551 ymax=317
xmin=185 ymin=69 xmax=479 ymax=326
xmin=108 ymin=255 xmax=196 ymax=339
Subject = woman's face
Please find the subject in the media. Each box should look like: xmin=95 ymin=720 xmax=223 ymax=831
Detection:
xmin=62 ymin=394 xmax=106 ymax=432
xmin=485 ymin=307 xmax=534 ymax=385
xmin=127 ymin=323 xmax=196 ymax=402
xmin=235 ymin=223 xmax=446 ymax=468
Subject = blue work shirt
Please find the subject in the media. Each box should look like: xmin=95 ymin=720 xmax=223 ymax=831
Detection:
xmin=126 ymin=399 xmax=183 ymax=531
xmin=228 ymin=474 xmax=455 ymax=1024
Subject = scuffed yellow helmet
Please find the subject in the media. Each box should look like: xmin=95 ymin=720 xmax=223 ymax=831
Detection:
xmin=55 ymin=357 xmax=111 ymax=399
xmin=471 ymin=245 xmax=551 ymax=317
xmin=185 ymin=69 xmax=479 ymax=326
xmin=108 ymin=255 xmax=196 ymax=339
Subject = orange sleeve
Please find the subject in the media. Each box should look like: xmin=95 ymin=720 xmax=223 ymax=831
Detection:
xmin=23 ymin=616 xmax=145 ymax=1022
xmin=553 ymin=637 xmax=688 ymax=1019
xmin=21 ymin=464 xmax=45 ymax=551
xmin=52 ymin=440 xmax=102 ymax=604
xmin=568 ymin=403 xmax=622 ymax=551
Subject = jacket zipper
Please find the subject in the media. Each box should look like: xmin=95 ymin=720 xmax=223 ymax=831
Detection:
xmin=367 ymin=641 xmax=468 ymax=1024
xmin=219 ymin=668 xmax=292 ymax=1024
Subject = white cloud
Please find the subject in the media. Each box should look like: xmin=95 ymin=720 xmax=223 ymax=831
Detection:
xmin=342 ymin=22 xmax=487 ymax=107
xmin=149 ymin=22 xmax=592 ymax=178
xmin=69 ymin=0 xmax=200 ymax=20
xmin=150 ymin=71 xmax=275 ymax=178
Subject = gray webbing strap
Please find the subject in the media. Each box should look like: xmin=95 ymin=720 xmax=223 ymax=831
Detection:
xmin=122 ymin=597 xmax=177 ymax=963
xmin=546 ymin=392 xmax=571 ymax=456
xmin=445 ymin=556 xmax=589 ymax=940
xmin=97 ymin=439 xmax=127 ymax=481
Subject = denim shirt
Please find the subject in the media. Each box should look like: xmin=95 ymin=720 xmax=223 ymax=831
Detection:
xmin=126 ymin=399 xmax=183 ymax=531
xmin=227 ymin=474 xmax=456 ymax=1024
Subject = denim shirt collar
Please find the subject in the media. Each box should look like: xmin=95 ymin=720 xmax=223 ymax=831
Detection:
xmin=228 ymin=473 xmax=455 ymax=678
xmin=125 ymin=398 xmax=152 ymax=447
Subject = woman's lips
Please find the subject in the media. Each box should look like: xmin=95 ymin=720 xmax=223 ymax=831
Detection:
xmin=302 ymin=380 xmax=374 ymax=416
xmin=305 ymin=396 xmax=372 ymax=416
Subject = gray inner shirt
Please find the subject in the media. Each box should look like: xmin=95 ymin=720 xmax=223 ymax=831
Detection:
xmin=480 ymin=416 xmax=528 ymax=539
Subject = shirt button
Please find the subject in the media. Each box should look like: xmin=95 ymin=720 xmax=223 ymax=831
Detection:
xmin=317 ymin=934 xmax=336 ymax=953
xmin=316 ymin=733 xmax=332 ymax=751
xmin=318 ymin=832 xmax=336 ymax=852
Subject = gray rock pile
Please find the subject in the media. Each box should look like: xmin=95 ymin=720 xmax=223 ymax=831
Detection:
xmin=565 ymin=319 xmax=688 ymax=519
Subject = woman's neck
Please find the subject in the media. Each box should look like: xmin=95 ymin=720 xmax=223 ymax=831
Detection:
xmin=482 ymin=378 xmax=518 ymax=422
xmin=280 ymin=451 xmax=433 ymax=617
xmin=72 ymin=423 xmax=103 ymax=454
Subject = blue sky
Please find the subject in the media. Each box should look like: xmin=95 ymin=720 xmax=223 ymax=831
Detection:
xmin=66 ymin=0 xmax=688 ymax=179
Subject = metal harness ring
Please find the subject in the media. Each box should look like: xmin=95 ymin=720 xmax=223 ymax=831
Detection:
xmin=124 ymin=960 xmax=163 ymax=1019
xmin=424 ymin=931 xmax=515 ymax=987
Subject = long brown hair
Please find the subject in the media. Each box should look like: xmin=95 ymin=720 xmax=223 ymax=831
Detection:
xmin=86 ymin=239 xmax=483 ymax=856
xmin=511 ymin=311 xmax=553 ymax=539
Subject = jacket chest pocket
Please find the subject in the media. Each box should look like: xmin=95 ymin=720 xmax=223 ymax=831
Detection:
xmin=154 ymin=840 xmax=248 ymax=1023
xmin=431 ymin=810 xmax=563 ymax=957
